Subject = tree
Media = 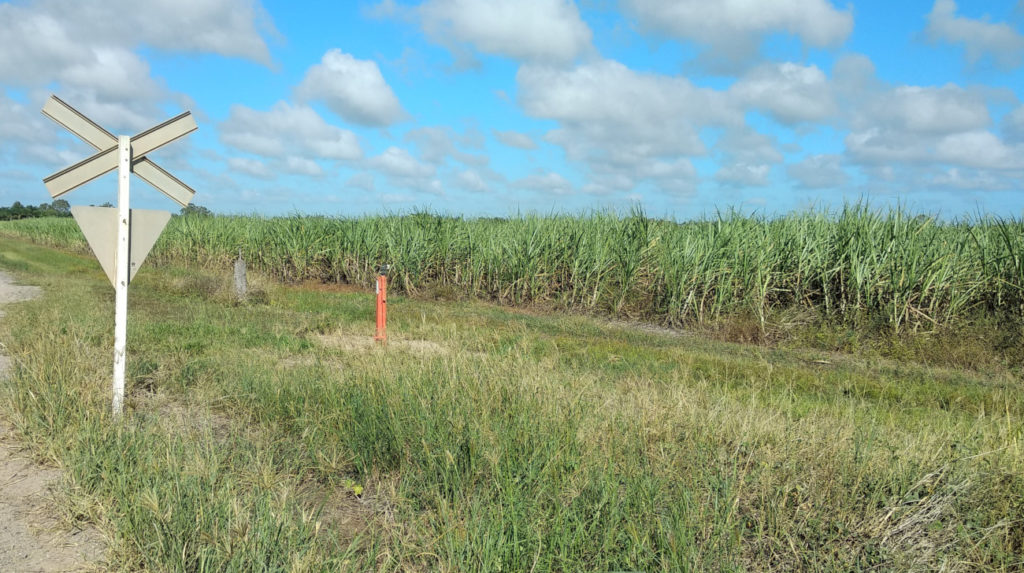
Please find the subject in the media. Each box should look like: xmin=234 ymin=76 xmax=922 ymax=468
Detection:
xmin=9 ymin=201 xmax=27 ymax=219
xmin=51 ymin=199 xmax=71 ymax=216
xmin=179 ymin=204 xmax=213 ymax=217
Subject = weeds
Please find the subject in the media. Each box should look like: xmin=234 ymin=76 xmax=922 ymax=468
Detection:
xmin=0 ymin=235 xmax=1021 ymax=571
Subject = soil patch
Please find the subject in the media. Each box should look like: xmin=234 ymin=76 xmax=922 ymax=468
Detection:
xmin=314 ymin=332 xmax=449 ymax=356
xmin=0 ymin=270 xmax=106 ymax=571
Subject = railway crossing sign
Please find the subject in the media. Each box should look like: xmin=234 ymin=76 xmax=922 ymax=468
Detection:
xmin=70 ymin=206 xmax=171 ymax=287
xmin=42 ymin=96 xmax=196 ymax=206
xmin=41 ymin=95 xmax=199 ymax=417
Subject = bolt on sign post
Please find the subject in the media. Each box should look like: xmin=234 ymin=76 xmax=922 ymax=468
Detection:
xmin=40 ymin=95 xmax=198 ymax=417
xmin=374 ymin=265 xmax=390 ymax=343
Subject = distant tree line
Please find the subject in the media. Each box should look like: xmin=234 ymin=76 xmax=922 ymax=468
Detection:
xmin=0 ymin=199 xmax=214 ymax=220
xmin=0 ymin=199 xmax=72 ymax=220
xmin=178 ymin=204 xmax=214 ymax=217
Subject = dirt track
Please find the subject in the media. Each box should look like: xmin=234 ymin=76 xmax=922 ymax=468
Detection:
xmin=0 ymin=271 xmax=104 ymax=572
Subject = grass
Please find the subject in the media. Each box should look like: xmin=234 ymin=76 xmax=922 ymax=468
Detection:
xmin=0 ymin=237 xmax=1022 ymax=571
xmin=1 ymin=205 xmax=1022 ymax=336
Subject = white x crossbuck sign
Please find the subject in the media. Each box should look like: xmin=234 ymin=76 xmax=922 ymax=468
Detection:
xmin=41 ymin=95 xmax=198 ymax=286
xmin=43 ymin=95 xmax=197 ymax=206
xmin=41 ymin=94 xmax=200 ymax=417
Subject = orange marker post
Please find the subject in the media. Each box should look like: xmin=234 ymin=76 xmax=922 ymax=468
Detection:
xmin=374 ymin=266 xmax=389 ymax=343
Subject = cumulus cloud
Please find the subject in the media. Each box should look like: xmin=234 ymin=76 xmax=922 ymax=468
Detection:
xmin=845 ymin=128 xmax=934 ymax=164
xmin=731 ymin=63 xmax=836 ymax=125
xmin=516 ymin=171 xmax=574 ymax=195
xmin=827 ymin=54 xmax=1022 ymax=190
xmin=296 ymin=49 xmax=408 ymax=127
xmin=787 ymin=154 xmax=848 ymax=189
xmin=0 ymin=0 xmax=274 ymax=85
xmin=635 ymin=158 xmax=698 ymax=181
xmin=0 ymin=0 xmax=277 ymax=171
xmin=858 ymin=84 xmax=990 ymax=135
xmin=0 ymin=3 xmax=168 ymax=132
xmin=518 ymin=59 xmax=738 ymax=193
xmin=220 ymin=102 xmax=362 ymax=163
xmin=368 ymin=147 xmax=436 ymax=178
xmin=925 ymin=0 xmax=1024 ymax=69
xmin=283 ymin=156 xmax=325 ymax=177
xmin=0 ymin=93 xmax=87 ymax=169
xmin=404 ymin=126 xmax=489 ymax=165
xmin=493 ymin=130 xmax=538 ymax=149
xmin=1000 ymin=104 xmax=1024 ymax=143
xmin=346 ymin=172 xmax=376 ymax=192
xmin=0 ymin=0 xmax=274 ymax=114
xmin=75 ymin=0 xmax=275 ymax=64
xmin=517 ymin=59 xmax=741 ymax=195
xmin=227 ymin=157 xmax=274 ymax=179
xmin=373 ymin=0 xmax=593 ymax=66
xmin=455 ymin=169 xmax=489 ymax=192
xmin=623 ymin=0 xmax=853 ymax=68
xmin=716 ymin=163 xmax=772 ymax=187
xmin=934 ymin=130 xmax=1024 ymax=170
xmin=928 ymin=167 xmax=1012 ymax=190
xmin=716 ymin=127 xmax=786 ymax=164
xmin=0 ymin=94 xmax=55 ymax=146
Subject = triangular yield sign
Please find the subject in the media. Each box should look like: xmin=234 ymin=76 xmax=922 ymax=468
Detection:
xmin=71 ymin=206 xmax=171 ymax=287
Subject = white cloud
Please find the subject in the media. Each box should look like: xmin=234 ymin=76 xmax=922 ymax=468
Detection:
xmin=925 ymin=0 xmax=1024 ymax=69
xmin=520 ymin=59 xmax=735 ymax=162
xmin=861 ymin=84 xmax=990 ymax=135
xmin=928 ymin=167 xmax=1012 ymax=190
xmin=404 ymin=126 xmax=488 ymax=165
xmin=346 ymin=172 xmax=376 ymax=192
xmin=0 ymin=4 xmax=168 ymax=132
xmin=835 ymin=56 xmax=1016 ymax=178
xmin=0 ymin=8 xmax=94 ymax=87
xmin=0 ymin=0 xmax=274 ymax=85
xmin=79 ymin=0 xmax=275 ymax=64
xmin=518 ymin=59 xmax=738 ymax=194
xmin=517 ymin=171 xmax=574 ymax=195
xmin=405 ymin=127 xmax=454 ymax=163
xmin=845 ymin=128 xmax=931 ymax=164
xmin=1001 ymin=105 xmax=1024 ymax=143
xmin=934 ymin=130 xmax=1024 ymax=169
xmin=731 ymin=63 xmax=835 ymax=125
xmin=623 ymin=0 xmax=853 ymax=67
xmin=455 ymin=169 xmax=488 ymax=192
xmin=228 ymin=157 xmax=273 ymax=179
xmin=417 ymin=0 xmax=593 ymax=65
xmin=493 ymin=130 xmax=537 ymax=150
xmin=716 ymin=127 xmax=785 ymax=164
xmin=368 ymin=147 xmax=436 ymax=178
xmin=0 ymin=94 xmax=54 ymax=145
xmin=0 ymin=0 xmax=276 ymax=171
xmin=296 ymin=49 xmax=408 ymax=127
xmin=636 ymin=158 xmax=697 ymax=181
xmin=417 ymin=179 xmax=445 ymax=196
xmin=716 ymin=163 xmax=772 ymax=187
xmin=220 ymin=102 xmax=362 ymax=162
xmin=283 ymin=156 xmax=325 ymax=177
xmin=787 ymin=154 xmax=848 ymax=189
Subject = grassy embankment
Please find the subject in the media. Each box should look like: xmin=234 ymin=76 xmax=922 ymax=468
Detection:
xmin=0 ymin=218 xmax=1021 ymax=570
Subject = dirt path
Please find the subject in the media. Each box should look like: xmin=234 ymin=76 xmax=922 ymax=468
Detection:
xmin=0 ymin=271 xmax=105 ymax=572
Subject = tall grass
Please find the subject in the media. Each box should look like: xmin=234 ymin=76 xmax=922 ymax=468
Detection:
xmin=0 ymin=238 xmax=1020 ymax=570
xmin=2 ymin=205 xmax=1021 ymax=332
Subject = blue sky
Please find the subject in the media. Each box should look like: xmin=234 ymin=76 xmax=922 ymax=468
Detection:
xmin=2 ymin=0 xmax=1024 ymax=219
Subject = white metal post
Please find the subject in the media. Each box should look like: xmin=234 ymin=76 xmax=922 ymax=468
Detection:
xmin=112 ymin=135 xmax=131 ymax=417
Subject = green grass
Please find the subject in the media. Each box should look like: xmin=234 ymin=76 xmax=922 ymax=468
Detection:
xmin=0 ymin=237 xmax=1022 ymax=571
xmin=2 ymin=205 xmax=1022 ymax=336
